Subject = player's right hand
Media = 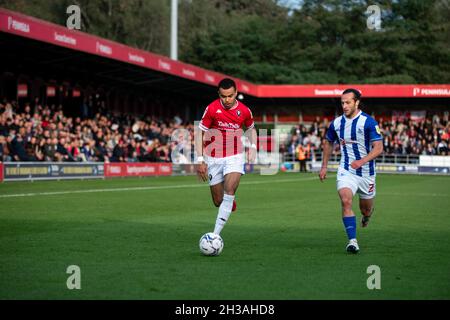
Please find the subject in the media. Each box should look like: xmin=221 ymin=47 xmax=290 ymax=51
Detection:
xmin=196 ymin=162 xmax=208 ymax=182
xmin=319 ymin=167 xmax=327 ymax=182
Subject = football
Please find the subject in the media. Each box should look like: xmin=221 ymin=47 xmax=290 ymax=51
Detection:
xmin=199 ymin=232 xmax=224 ymax=256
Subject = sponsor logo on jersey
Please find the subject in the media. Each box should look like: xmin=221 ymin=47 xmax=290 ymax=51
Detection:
xmin=217 ymin=121 xmax=240 ymax=129
xmin=340 ymin=138 xmax=358 ymax=145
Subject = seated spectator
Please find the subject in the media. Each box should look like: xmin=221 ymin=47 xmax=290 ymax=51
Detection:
xmin=94 ymin=140 xmax=108 ymax=162
xmin=25 ymin=136 xmax=39 ymax=161
xmin=111 ymin=139 xmax=125 ymax=162
xmin=0 ymin=135 xmax=12 ymax=162
xmin=57 ymin=138 xmax=74 ymax=162
xmin=11 ymin=134 xmax=31 ymax=161
xmin=43 ymin=138 xmax=58 ymax=161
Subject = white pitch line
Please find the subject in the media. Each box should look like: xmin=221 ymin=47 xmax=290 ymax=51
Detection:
xmin=378 ymin=192 xmax=449 ymax=198
xmin=0 ymin=176 xmax=319 ymax=199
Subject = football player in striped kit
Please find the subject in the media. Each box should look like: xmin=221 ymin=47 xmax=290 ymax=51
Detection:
xmin=319 ymin=88 xmax=383 ymax=253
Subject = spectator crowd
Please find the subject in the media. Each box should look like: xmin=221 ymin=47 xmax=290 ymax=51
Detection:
xmin=0 ymin=99 xmax=193 ymax=163
xmin=284 ymin=114 xmax=449 ymax=162
xmin=1 ymin=99 xmax=448 ymax=164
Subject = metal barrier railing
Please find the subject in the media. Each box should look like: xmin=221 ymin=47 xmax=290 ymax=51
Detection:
xmin=282 ymin=150 xmax=420 ymax=164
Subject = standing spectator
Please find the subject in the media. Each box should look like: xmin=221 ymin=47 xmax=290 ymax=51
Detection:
xmin=287 ymin=135 xmax=299 ymax=161
xmin=296 ymin=144 xmax=307 ymax=172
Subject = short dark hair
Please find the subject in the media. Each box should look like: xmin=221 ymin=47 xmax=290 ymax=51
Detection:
xmin=342 ymin=88 xmax=361 ymax=101
xmin=218 ymin=78 xmax=236 ymax=91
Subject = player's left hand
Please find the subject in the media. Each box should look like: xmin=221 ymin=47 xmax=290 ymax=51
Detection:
xmin=319 ymin=167 xmax=327 ymax=182
xmin=247 ymin=147 xmax=257 ymax=163
xmin=196 ymin=162 xmax=208 ymax=182
xmin=350 ymin=159 xmax=364 ymax=170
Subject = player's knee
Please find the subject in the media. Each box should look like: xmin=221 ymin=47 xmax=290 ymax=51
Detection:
xmin=341 ymin=197 xmax=353 ymax=209
xmin=360 ymin=206 xmax=373 ymax=216
xmin=213 ymin=197 xmax=223 ymax=207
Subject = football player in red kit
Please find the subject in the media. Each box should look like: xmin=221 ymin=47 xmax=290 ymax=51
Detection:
xmin=196 ymin=78 xmax=257 ymax=235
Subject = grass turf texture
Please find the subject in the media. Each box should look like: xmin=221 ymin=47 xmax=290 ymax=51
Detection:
xmin=0 ymin=173 xmax=449 ymax=300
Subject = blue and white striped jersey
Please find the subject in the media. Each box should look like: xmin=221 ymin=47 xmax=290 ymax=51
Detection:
xmin=326 ymin=111 xmax=382 ymax=177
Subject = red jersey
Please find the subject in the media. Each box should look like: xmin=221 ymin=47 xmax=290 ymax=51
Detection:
xmin=199 ymin=99 xmax=255 ymax=158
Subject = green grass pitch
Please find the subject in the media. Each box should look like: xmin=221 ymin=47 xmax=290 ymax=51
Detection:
xmin=0 ymin=173 xmax=449 ymax=300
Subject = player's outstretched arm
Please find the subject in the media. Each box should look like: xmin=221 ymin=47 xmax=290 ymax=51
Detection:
xmin=247 ymin=128 xmax=257 ymax=163
xmin=195 ymin=130 xmax=208 ymax=182
xmin=319 ymin=140 xmax=333 ymax=182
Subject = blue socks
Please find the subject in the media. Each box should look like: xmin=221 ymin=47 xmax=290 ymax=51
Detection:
xmin=342 ymin=216 xmax=357 ymax=240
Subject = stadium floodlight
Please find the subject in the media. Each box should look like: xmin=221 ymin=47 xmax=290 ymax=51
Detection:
xmin=171 ymin=0 xmax=178 ymax=60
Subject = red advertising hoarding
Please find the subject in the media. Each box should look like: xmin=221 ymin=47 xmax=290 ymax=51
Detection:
xmin=0 ymin=8 xmax=256 ymax=96
xmin=46 ymin=86 xmax=56 ymax=97
xmin=0 ymin=162 xmax=3 ymax=182
xmin=104 ymin=163 xmax=172 ymax=178
xmin=17 ymin=84 xmax=27 ymax=97
xmin=256 ymin=84 xmax=450 ymax=98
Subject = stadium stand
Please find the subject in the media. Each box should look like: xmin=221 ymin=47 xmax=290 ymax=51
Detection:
xmin=0 ymin=8 xmax=449 ymax=180
xmin=1 ymin=96 xmax=448 ymax=166
xmin=283 ymin=114 xmax=449 ymax=163
xmin=0 ymin=97 xmax=194 ymax=163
